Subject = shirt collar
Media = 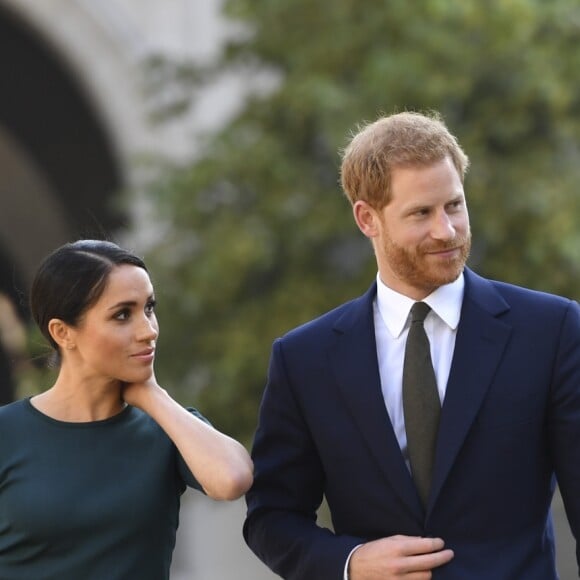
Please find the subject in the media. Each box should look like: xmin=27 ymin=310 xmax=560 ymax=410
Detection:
xmin=375 ymin=272 xmax=465 ymax=338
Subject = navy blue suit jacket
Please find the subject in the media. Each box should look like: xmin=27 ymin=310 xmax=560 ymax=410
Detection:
xmin=244 ymin=269 xmax=580 ymax=579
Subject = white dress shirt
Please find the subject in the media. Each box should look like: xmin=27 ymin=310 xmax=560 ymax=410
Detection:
xmin=374 ymin=272 xmax=464 ymax=464
xmin=343 ymin=273 xmax=465 ymax=579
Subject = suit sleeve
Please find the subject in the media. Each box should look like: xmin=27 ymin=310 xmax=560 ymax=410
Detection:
xmin=547 ymin=300 xmax=580 ymax=572
xmin=244 ymin=339 xmax=363 ymax=580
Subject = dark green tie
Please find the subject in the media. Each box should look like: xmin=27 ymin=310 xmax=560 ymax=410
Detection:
xmin=403 ymin=302 xmax=440 ymax=507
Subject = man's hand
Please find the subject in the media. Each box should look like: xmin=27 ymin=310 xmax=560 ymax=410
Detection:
xmin=349 ymin=535 xmax=454 ymax=579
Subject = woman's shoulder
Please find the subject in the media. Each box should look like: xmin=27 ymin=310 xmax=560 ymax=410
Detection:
xmin=0 ymin=398 xmax=31 ymax=421
xmin=0 ymin=399 xmax=37 ymax=443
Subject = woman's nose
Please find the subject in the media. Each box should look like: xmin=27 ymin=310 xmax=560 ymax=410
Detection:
xmin=138 ymin=315 xmax=159 ymax=341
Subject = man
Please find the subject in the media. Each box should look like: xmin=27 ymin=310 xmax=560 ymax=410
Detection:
xmin=244 ymin=111 xmax=580 ymax=579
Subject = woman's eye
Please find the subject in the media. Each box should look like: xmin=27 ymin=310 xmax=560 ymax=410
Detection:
xmin=114 ymin=309 xmax=130 ymax=321
xmin=145 ymin=300 xmax=156 ymax=316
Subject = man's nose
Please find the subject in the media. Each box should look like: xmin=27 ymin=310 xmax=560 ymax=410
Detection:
xmin=430 ymin=211 xmax=455 ymax=240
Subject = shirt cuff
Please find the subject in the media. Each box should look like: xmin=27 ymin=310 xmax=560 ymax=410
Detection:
xmin=343 ymin=544 xmax=363 ymax=580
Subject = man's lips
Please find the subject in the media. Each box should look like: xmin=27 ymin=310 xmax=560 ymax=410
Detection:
xmin=427 ymin=247 xmax=461 ymax=256
xmin=424 ymin=244 xmax=462 ymax=257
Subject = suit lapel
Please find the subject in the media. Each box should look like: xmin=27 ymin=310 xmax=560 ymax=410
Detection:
xmin=327 ymin=272 xmax=513 ymax=520
xmin=329 ymin=283 xmax=423 ymax=521
xmin=428 ymin=269 xmax=512 ymax=512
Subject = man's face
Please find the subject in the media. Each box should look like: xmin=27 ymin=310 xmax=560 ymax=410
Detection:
xmin=372 ymin=156 xmax=471 ymax=299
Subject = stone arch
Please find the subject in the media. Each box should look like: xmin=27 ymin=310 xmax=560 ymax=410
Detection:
xmin=0 ymin=2 xmax=126 ymax=402
xmin=0 ymin=2 xmax=125 ymax=292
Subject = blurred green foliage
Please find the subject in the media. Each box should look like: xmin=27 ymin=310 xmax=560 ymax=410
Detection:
xmin=138 ymin=0 xmax=580 ymax=443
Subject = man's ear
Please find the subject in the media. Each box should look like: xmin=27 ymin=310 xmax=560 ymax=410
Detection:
xmin=47 ymin=319 xmax=76 ymax=351
xmin=352 ymin=200 xmax=379 ymax=238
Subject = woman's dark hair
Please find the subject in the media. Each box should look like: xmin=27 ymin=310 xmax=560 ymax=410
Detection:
xmin=30 ymin=240 xmax=148 ymax=353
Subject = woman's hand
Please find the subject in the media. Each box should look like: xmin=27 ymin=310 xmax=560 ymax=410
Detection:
xmin=121 ymin=372 xmax=163 ymax=411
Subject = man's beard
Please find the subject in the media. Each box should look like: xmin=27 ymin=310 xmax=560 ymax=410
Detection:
xmin=383 ymin=230 xmax=471 ymax=295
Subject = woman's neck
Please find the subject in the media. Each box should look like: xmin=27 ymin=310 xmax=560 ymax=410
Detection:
xmin=30 ymin=375 xmax=125 ymax=422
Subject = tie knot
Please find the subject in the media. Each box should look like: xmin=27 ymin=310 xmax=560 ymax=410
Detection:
xmin=410 ymin=302 xmax=431 ymax=323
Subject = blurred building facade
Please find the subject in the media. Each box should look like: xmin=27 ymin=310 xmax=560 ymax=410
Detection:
xmin=0 ymin=0 xmax=248 ymax=292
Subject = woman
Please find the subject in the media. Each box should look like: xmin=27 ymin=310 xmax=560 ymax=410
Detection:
xmin=0 ymin=239 xmax=253 ymax=579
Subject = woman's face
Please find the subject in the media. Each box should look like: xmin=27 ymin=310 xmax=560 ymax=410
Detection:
xmin=66 ymin=264 xmax=159 ymax=385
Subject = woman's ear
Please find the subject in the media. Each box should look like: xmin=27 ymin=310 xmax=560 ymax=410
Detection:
xmin=47 ymin=319 xmax=76 ymax=351
xmin=352 ymin=200 xmax=379 ymax=238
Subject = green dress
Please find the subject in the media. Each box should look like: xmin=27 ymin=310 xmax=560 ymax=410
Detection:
xmin=0 ymin=398 xmax=204 ymax=579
